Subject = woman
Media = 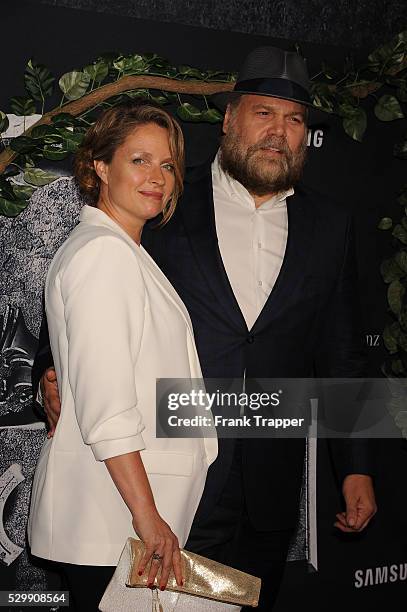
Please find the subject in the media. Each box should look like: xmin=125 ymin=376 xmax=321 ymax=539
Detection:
xmin=28 ymin=101 xmax=217 ymax=611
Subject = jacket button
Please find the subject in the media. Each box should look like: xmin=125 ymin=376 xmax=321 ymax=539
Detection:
xmin=246 ymin=335 xmax=255 ymax=344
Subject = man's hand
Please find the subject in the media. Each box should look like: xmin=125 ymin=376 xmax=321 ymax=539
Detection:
xmin=334 ymin=474 xmax=377 ymax=533
xmin=40 ymin=367 xmax=61 ymax=438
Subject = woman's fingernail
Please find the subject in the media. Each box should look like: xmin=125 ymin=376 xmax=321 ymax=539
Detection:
xmin=160 ymin=586 xmax=165 ymax=591
xmin=138 ymin=570 xmax=143 ymax=576
xmin=180 ymin=581 xmax=184 ymax=587
xmin=147 ymin=583 xmax=153 ymax=589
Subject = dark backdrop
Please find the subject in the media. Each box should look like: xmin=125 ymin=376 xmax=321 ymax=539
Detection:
xmin=1 ymin=3 xmax=407 ymax=611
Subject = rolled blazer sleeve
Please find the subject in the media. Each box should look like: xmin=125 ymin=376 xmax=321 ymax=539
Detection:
xmin=57 ymin=235 xmax=146 ymax=461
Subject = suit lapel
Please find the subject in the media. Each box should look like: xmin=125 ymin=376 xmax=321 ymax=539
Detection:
xmin=251 ymin=188 xmax=316 ymax=333
xmin=79 ymin=205 xmax=196 ymax=336
xmin=138 ymin=246 xmax=195 ymax=336
xmin=180 ymin=168 xmax=248 ymax=332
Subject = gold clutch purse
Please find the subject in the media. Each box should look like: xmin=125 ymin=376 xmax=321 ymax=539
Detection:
xmin=126 ymin=537 xmax=261 ymax=608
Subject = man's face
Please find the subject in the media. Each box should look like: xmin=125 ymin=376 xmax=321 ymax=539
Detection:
xmin=220 ymin=94 xmax=308 ymax=197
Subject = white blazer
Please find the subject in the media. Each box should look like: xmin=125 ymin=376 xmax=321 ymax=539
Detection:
xmin=28 ymin=205 xmax=217 ymax=566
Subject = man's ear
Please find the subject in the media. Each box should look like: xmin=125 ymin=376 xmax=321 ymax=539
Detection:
xmin=223 ymin=104 xmax=232 ymax=134
xmin=94 ymin=159 xmax=109 ymax=185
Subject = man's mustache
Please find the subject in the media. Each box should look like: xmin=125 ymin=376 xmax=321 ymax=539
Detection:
xmin=248 ymin=137 xmax=291 ymax=158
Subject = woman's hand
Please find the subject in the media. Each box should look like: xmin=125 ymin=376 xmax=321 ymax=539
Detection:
xmin=104 ymin=451 xmax=183 ymax=590
xmin=132 ymin=504 xmax=183 ymax=589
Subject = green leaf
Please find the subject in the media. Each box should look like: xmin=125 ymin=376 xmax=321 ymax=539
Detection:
xmin=178 ymin=65 xmax=203 ymax=79
xmin=10 ymin=96 xmax=36 ymax=116
xmin=391 ymin=358 xmax=405 ymax=375
xmin=311 ymin=82 xmax=335 ymax=113
xmin=23 ymin=167 xmax=59 ymax=186
xmin=42 ymin=145 xmax=69 ymax=161
xmin=388 ymin=279 xmax=405 ymax=315
xmin=383 ymin=323 xmax=399 ymax=353
xmin=145 ymin=55 xmax=177 ymax=77
xmin=321 ymin=61 xmax=337 ymax=80
xmin=203 ymin=69 xmax=231 ymax=80
xmin=394 ymin=137 xmax=407 ymax=159
xmin=340 ymin=105 xmax=367 ymax=142
xmin=400 ymin=307 xmax=407 ymax=331
xmin=10 ymin=136 xmax=36 ymax=154
xmin=396 ymin=80 xmax=407 ymax=103
xmin=125 ymin=89 xmax=150 ymax=100
xmin=148 ymin=94 xmax=168 ymax=105
xmin=24 ymin=59 xmax=54 ymax=102
xmin=176 ymin=103 xmax=203 ymax=122
xmin=30 ymin=124 xmax=62 ymax=143
xmin=0 ymin=177 xmax=17 ymax=200
xmin=83 ymin=61 xmax=109 ymax=84
xmin=51 ymin=112 xmax=80 ymax=127
xmin=55 ymin=128 xmax=84 ymax=153
xmin=378 ymin=217 xmax=393 ymax=230
xmin=12 ymin=184 xmax=35 ymax=200
xmin=0 ymin=110 xmax=9 ymax=133
xmin=374 ymin=95 xmax=404 ymax=121
xmin=368 ymin=31 xmax=407 ymax=74
xmin=162 ymin=91 xmax=178 ymax=103
xmin=113 ymin=55 xmax=147 ymax=75
xmin=0 ymin=197 xmax=27 ymax=217
xmin=380 ymin=258 xmax=405 ymax=283
xmin=395 ymin=250 xmax=407 ymax=272
xmin=200 ymin=108 xmax=224 ymax=123
xmin=397 ymin=190 xmax=407 ymax=206
xmin=398 ymin=329 xmax=407 ymax=352
xmin=312 ymin=94 xmax=334 ymax=114
xmin=348 ymin=81 xmax=381 ymax=99
xmin=394 ymin=411 xmax=407 ymax=436
xmin=393 ymin=224 xmax=407 ymax=245
xmin=59 ymin=71 xmax=91 ymax=101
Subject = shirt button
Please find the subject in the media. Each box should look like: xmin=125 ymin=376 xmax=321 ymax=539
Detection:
xmin=246 ymin=335 xmax=255 ymax=344
xmin=258 ymin=280 xmax=263 ymax=286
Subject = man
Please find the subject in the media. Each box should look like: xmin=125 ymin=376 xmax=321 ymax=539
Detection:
xmin=33 ymin=47 xmax=377 ymax=610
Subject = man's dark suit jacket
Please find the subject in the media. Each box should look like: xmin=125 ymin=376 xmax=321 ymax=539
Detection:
xmin=33 ymin=161 xmax=374 ymax=532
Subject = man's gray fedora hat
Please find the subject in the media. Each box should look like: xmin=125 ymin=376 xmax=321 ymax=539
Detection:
xmin=213 ymin=46 xmax=313 ymax=110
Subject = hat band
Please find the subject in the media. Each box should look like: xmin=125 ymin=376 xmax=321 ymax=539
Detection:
xmin=234 ymin=78 xmax=311 ymax=105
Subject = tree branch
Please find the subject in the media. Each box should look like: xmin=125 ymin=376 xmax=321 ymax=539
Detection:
xmin=0 ymin=75 xmax=234 ymax=174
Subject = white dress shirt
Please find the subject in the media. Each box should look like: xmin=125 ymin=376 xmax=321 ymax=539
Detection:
xmin=212 ymin=153 xmax=293 ymax=330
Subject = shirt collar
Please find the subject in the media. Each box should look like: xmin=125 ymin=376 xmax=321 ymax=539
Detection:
xmin=212 ymin=151 xmax=294 ymax=210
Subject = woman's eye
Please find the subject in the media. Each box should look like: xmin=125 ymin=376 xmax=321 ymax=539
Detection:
xmin=132 ymin=158 xmax=145 ymax=165
xmin=162 ymin=163 xmax=175 ymax=172
xmin=256 ymin=111 xmax=270 ymax=116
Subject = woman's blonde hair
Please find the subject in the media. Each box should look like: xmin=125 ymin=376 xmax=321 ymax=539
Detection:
xmin=74 ymin=100 xmax=184 ymax=225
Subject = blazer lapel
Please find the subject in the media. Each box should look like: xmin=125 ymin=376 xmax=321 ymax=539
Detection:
xmin=79 ymin=205 xmax=195 ymax=336
xmin=138 ymin=246 xmax=195 ymax=336
xmin=251 ymin=188 xmax=316 ymax=334
xmin=180 ymin=168 xmax=248 ymax=332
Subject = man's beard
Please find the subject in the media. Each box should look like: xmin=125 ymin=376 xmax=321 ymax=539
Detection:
xmin=219 ymin=129 xmax=307 ymax=196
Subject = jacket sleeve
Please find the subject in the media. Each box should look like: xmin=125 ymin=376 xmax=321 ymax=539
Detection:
xmin=313 ymin=215 xmax=377 ymax=481
xmin=58 ymin=236 xmax=146 ymax=461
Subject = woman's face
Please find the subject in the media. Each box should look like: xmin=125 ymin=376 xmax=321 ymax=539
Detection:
xmin=95 ymin=122 xmax=176 ymax=232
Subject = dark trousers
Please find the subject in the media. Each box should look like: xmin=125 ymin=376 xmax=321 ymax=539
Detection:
xmin=57 ymin=562 xmax=115 ymax=611
xmin=186 ymin=441 xmax=293 ymax=612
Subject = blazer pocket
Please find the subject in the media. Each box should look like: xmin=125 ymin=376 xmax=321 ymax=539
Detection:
xmin=140 ymin=451 xmax=194 ymax=476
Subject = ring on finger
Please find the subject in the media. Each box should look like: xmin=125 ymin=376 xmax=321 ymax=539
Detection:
xmin=152 ymin=552 xmax=163 ymax=562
